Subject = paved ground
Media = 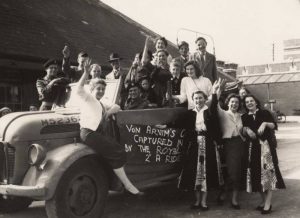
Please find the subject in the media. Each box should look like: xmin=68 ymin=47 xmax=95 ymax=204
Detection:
xmin=1 ymin=119 xmax=300 ymax=218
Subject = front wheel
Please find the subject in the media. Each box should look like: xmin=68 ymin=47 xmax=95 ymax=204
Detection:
xmin=45 ymin=157 xmax=109 ymax=218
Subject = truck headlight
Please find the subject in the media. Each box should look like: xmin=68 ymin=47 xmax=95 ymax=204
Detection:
xmin=28 ymin=144 xmax=46 ymax=166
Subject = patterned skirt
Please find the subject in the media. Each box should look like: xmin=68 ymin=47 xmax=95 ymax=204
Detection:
xmin=178 ymin=133 xmax=224 ymax=192
xmin=246 ymin=139 xmax=285 ymax=192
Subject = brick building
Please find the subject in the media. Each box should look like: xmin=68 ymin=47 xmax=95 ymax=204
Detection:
xmin=0 ymin=0 xmax=179 ymax=111
xmin=237 ymin=60 xmax=300 ymax=115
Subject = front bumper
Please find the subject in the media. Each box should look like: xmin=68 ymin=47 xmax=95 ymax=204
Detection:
xmin=0 ymin=184 xmax=46 ymax=198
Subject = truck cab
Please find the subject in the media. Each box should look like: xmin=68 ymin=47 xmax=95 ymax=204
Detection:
xmin=0 ymin=78 xmax=187 ymax=218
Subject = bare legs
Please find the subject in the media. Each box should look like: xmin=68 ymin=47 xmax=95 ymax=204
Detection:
xmin=113 ymin=167 xmax=140 ymax=194
xmin=262 ymin=190 xmax=272 ymax=210
xmin=193 ymin=190 xmax=208 ymax=207
xmin=232 ymin=189 xmax=239 ymax=205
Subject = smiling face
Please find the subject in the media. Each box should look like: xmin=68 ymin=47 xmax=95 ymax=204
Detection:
xmin=239 ymin=88 xmax=247 ymax=99
xmin=140 ymin=79 xmax=150 ymax=90
xmin=157 ymin=51 xmax=167 ymax=66
xmin=244 ymin=96 xmax=257 ymax=112
xmin=179 ymin=44 xmax=189 ymax=56
xmin=91 ymin=83 xmax=106 ymax=100
xmin=228 ymin=97 xmax=240 ymax=113
xmin=128 ymin=86 xmax=140 ymax=99
xmin=193 ymin=92 xmax=206 ymax=109
xmin=196 ymin=39 xmax=207 ymax=52
xmin=90 ymin=65 xmax=102 ymax=79
xmin=46 ymin=64 xmax=58 ymax=79
xmin=156 ymin=39 xmax=166 ymax=50
xmin=186 ymin=64 xmax=197 ymax=79
xmin=170 ymin=64 xmax=181 ymax=77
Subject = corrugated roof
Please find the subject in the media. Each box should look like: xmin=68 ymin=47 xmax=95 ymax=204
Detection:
xmin=0 ymin=0 xmax=179 ymax=67
xmin=238 ymin=71 xmax=300 ymax=85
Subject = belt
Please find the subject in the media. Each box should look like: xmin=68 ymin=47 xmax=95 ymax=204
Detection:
xmin=196 ymin=130 xmax=206 ymax=136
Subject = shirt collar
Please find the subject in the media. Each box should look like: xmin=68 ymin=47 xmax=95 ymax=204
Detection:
xmin=248 ymin=109 xmax=259 ymax=115
xmin=193 ymin=105 xmax=208 ymax=113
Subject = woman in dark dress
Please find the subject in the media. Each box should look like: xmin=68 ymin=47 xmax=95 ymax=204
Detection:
xmin=175 ymin=82 xmax=223 ymax=210
xmin=242 ymin=94 xmax=285 ymax=214
xmin=150 ymin=49 xmax=172 ymax=107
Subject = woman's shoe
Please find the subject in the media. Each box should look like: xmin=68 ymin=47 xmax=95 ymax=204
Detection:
xmin=231 ymin=202 xmax=241 ymax=210
xmin=261 ymin=205 xmax=272 ymax=215
xmin=190 ymin=204 xmax=201 ymax=210
xmin=200 ymin=205 xmax=209 ymax=211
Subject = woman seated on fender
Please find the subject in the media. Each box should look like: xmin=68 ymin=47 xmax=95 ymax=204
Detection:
xmin=75 ymin=58 xmax=142 ymax=196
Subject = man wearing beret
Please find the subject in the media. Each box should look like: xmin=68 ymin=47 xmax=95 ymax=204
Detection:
xmin=124 ymin=83 xmax=150 ymax=110
xmin=36 ymin=59 xmax=68 ymax=110
xmin=189 ymin=37 xmax=218 ymax=83
xmin=62 ymin=45 xmax=89 ymax=83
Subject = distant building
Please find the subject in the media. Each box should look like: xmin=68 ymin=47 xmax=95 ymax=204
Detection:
xmin=283 ymin=38 xmax=300 ymax=61
xmin=0 ymin=0 xmax=179 ymax=111
xmin=237 ymin=59 xmax=300 ymax=115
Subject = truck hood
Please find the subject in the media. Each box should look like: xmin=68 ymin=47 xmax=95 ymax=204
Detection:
xmin=0 ymin=111 xmax=80 ymax=143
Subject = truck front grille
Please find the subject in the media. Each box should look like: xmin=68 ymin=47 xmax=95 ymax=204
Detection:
xmin=0 ymin=142 xmax=15 ymax=183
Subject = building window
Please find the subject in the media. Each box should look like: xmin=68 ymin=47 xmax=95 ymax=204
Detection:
xmin=0 ymin=83 xmax=22 ymax=111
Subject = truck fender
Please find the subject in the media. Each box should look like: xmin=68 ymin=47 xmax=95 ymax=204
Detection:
xmin=22 ymin=142 xmax=98 ymax=200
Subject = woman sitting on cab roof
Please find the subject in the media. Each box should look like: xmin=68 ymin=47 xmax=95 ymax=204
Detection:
xmin=75 ymin=58 xmax=143 ymax=196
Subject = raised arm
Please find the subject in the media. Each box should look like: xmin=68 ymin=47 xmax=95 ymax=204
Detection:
xmin=77 ymin=58 xmax=91 ymax=88
xmin=141 ymin=36 xmax=151 ymax=66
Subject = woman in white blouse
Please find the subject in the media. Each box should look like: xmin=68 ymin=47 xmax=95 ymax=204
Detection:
xmin=76 ymin=59 xmax=142 ymax=196
xmin=215 ymin=80 xmax=245 ymax=209
xmin=172 ymin=61 xmax=212 ymax=109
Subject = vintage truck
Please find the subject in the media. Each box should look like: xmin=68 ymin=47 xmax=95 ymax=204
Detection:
xmin=0 ymin=79 xmax=186 ymax=218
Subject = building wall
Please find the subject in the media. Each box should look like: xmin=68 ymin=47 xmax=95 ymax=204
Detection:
xmin=245 ymin=82 xmax=300 ymax=115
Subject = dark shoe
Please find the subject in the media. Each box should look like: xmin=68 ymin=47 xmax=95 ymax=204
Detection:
xmin=256 ymin=205 xmax=264 ymax=211
xmin=231 ymin=203 xmax=241 ymax=210
xmin=190 ymin=204 xmax=201 ymax=210
xmin=124 ymin=190 xmax=145 ymax=197
xmin=261 ymin=205 xmax=272 ymax=215
xmin=200 ymin=205 xmax=209 ymax=211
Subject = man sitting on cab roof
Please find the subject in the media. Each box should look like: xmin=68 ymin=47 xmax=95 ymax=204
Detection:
xmin=124 ymin=82 xmax=150 ymax=110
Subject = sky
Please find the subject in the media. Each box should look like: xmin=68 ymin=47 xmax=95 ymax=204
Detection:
xmin=101 ymin=0 xmax=300 ymax=66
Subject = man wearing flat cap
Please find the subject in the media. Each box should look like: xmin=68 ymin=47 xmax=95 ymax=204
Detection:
xmin=106 ymin=53 xmax=125 ymax=80
xmin=62 ymin=45 xmax=89 ymax=83
xmin=124 ymin=82 xmax=150 ymax=110
xmin=36 ymin=59 xmax=69 ymax=110
xmin=189 ymin=37 xmax=218 ymax=83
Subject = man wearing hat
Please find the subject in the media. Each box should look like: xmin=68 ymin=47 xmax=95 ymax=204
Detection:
xmin=62 ymin=45 xmax=89 ymax=83
xmin=174 ymin=41 xmax=190 ymax=74
xmin=106 ymin=53 xmax=125 ymax=80
xmin=124 ymin=82 xmax=150 ymax=110
xmin=189 ymin=37 xmax=218 ymax=83
xmin=36 ymin=59 xmax=69 ymax=110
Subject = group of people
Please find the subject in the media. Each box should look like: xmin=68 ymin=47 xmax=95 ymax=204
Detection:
xmin=33 ymin=35 xmax=285 ymax=214
xmin=35 ymin=35 xmax=217 ymax=111
xmin=169 ymin=78 xmax=285 ymax=214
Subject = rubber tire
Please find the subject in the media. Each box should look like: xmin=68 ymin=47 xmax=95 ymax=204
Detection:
xmin=45 ymin=157 xmax=109 ymax=218
xmin=0 ymin=196 xmax=32 ymax=213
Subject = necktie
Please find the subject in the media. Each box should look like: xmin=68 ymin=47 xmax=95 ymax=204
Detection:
xmin=200 ymin=54 xmax=205 ymax=70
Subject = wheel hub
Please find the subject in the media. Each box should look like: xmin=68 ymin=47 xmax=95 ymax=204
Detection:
xmin=68 ymin=175 xmax=97 ymax=216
